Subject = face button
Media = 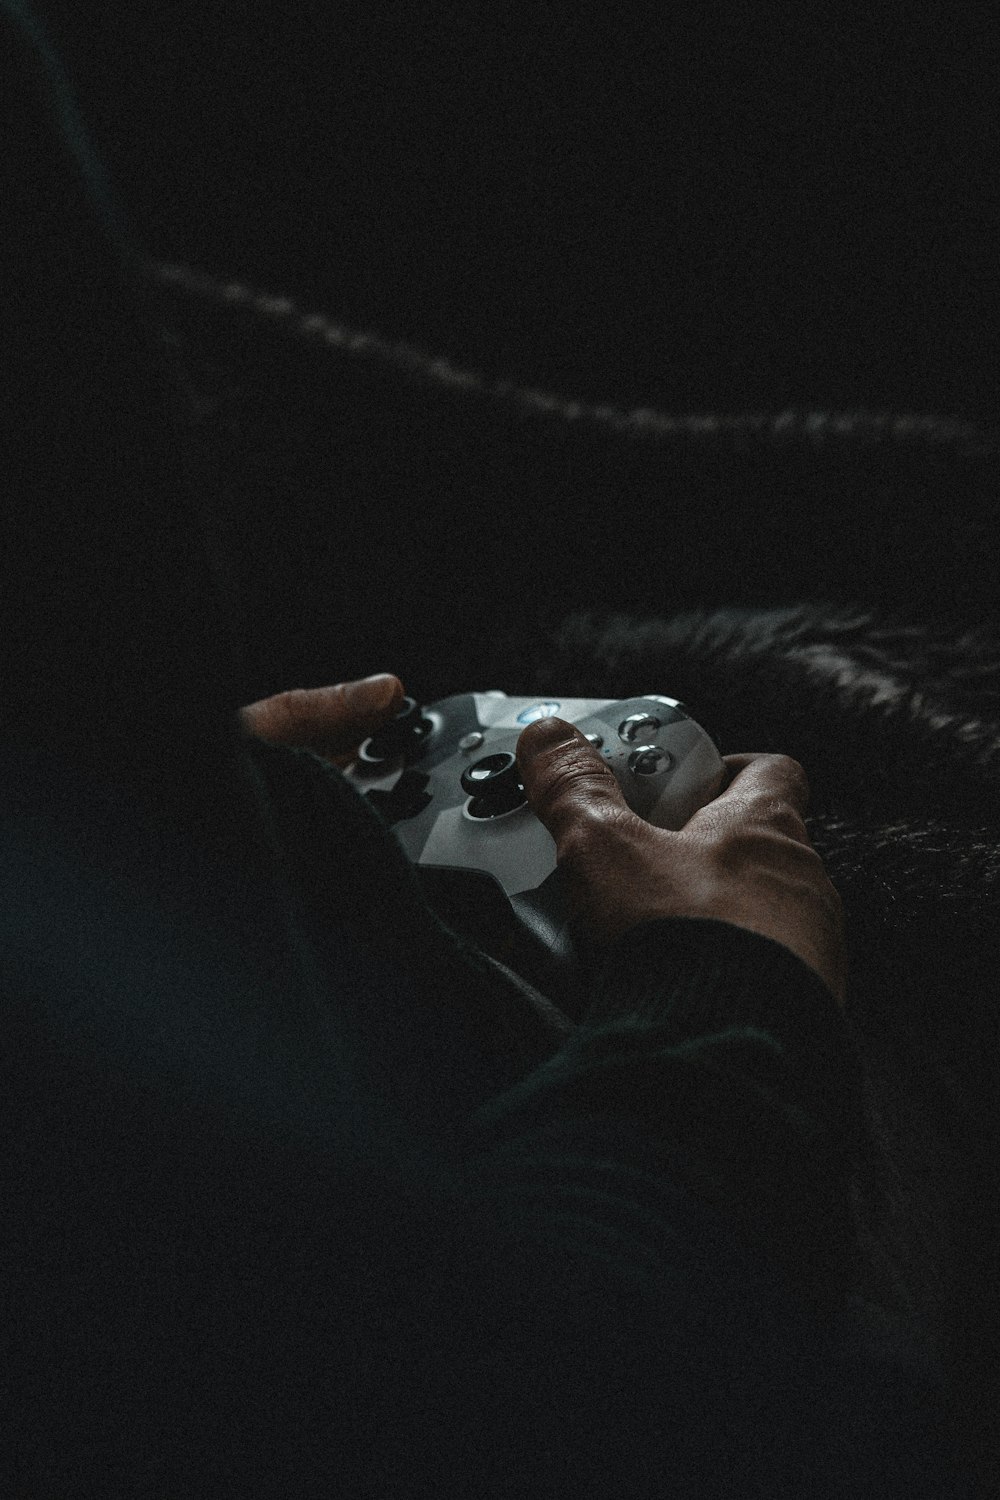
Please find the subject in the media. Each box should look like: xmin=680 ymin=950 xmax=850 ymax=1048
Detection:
xmin=618 ymin=712 xmax=662 ymax=744
xmin=627 ymin=746 xmax=673 ymax=777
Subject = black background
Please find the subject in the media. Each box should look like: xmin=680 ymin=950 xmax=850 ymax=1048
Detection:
xmin=32 ymin=3 xmax=997 ymax=425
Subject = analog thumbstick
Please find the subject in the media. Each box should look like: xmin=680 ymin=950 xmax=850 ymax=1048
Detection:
xmin=361 ymin=696 xmax=433 ymax=762
xmin=461 ymin=751 xmax=527 ymax=818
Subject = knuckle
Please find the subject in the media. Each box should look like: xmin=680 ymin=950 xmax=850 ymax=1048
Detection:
xmin=556 ymin=799 xmax=630 ymax=864
xmin=556 ymin=822 xmax=593 ymax=870
xmin=711 ymin=820 xmax=821 ymax=877
xmin=769 ymin=797 xmax=809 ymax=837
xmin=275 ymin=687 xmax=311 ymax=725
xmin=533 ymin=761 xmax=589 ymax=820
xmin=534 ymin=747 xmax=616 ymax=812
xmin=776 ymin=754 xmax=810 ymax=803
xmin=269 ymin=690 xmax=313 ymax=738
xmin=242 ymin=689 xmax=309 ymax=741
xmin=555 ymin=798 xmax=608 ymax=849
xmin=714 ymin=826 xmax=767 ymax=871
xmin=744 ymin=757 xmax=810 ymax=829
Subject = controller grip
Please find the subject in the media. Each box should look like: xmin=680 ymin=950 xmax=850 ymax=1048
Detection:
xmin=508 ymin=885 xmax=591 ymax=1019
xmin=414 ymin=866 xmax=592 ymax=1020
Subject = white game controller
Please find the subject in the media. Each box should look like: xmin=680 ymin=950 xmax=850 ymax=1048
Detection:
xmin=343 ymin=693 xmax=727 ymax=1014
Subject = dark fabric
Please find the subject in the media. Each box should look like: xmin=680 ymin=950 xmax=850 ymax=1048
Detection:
xmin=1 ymin=9 xmax=984 ymax=1495
xmin=1 ymin=735 xmax=972 ymax=1497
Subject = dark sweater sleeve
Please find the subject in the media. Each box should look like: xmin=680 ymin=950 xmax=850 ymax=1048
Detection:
xmin=380 ymin=922 xmax=963 ymax=1497
xmin=369 ymin=1109 xmax=969 ymax=1500
xmin=468 ymin=916 xmax=865 ymax=1297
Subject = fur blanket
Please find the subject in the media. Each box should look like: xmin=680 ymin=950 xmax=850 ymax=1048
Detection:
xmin=510 ymin=602 xmax=1000 ymax=1015
xmin=506 ymin=600 xmax=999 ymax=1467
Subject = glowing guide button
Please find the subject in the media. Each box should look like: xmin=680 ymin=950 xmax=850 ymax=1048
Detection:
xmin=516 ymin=702 xmax=562 ymax=724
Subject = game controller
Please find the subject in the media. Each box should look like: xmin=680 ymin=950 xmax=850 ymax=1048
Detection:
xmin=343 ymin=693 xmax=727 ymax=1015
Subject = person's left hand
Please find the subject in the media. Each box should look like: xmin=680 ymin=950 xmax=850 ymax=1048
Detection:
xmin=238 ymin=673 xmax=405 ymax=767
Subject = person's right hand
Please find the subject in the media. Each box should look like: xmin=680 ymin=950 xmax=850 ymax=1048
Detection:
xmin=516 ymin=718 xmax=847 ymax=1008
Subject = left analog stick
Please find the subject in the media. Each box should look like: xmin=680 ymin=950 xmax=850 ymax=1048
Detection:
xmin=461 ymin=751 xmax=527 ymax=817
xmin=361 ymin=697 xmax=433 ymax=762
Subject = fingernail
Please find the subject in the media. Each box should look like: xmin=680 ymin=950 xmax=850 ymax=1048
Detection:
xmin=345 ymin=673 xmax=399 ymax=712
xmin=519 ymin=716 xmax=580 ymax=752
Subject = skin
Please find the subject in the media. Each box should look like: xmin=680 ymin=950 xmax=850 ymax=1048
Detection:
xmin=516 ymin=716 xmax=847 ymax=1008
xmin=238 ymin=678 xmax=846 ymax=1007
xmin=238 ymin=673 xmax=406 ymax=767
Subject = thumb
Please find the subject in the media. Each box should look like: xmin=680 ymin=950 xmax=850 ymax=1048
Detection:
xmin=516 ymin=716 xmax=630 ymax=847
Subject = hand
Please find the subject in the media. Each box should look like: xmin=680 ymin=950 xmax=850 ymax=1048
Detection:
xmin=238 ymin=672 xmax=405 ymax=767
xmin=516 ymin=718 xmax=847 ymax=1007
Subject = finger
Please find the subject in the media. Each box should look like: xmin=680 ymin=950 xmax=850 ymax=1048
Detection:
xmin=688 ymin=752 xmax=813 ymax=842
xmin=516 ymin=716 xmax=632 ymax=848
xmin=240 ymin=674 xmax=404 ymax=757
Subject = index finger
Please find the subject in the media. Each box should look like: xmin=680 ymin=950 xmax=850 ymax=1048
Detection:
xmin=688 ymin=751 xmax=813 ymax=841
xmin=239 ymin=677 xmax=404 ymax=759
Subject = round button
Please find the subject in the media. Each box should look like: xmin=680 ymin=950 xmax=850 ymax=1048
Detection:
xmin=460 ymin=751 xmax=522 ymax=798
xmin=618 ymin=713 xmax=662 ymax=744
xmin=461 ymin=750 xmax=527 ymax=817
xmin=516 ymin=701 xmax=562 ymax=725
xmin=459 ymin=731 xmax=485 ymax=753
xmin=647 ymin=696 xmax=691 ymax=718
xmin=628 ymin=745 xmax=672 ymax=777
xmin=584 ymin=732 xmax=604 ymax=749
xmin=363 ymin=696 xmax=433 ymax=761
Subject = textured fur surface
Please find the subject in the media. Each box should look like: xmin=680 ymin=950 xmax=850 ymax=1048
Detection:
xmin=499 ymin=600 xmax=999 ymax=1446
xmin=510 ymin=602 xmax=1000 ymax=961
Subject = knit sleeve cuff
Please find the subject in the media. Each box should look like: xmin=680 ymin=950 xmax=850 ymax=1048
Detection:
xmin=574 ymin=913 xmax=864 ymax=1193
xmin=585 ymin=915 xmax=846 ymax=1046
xmin=469 ymin=916 xmax=866 ymax=1298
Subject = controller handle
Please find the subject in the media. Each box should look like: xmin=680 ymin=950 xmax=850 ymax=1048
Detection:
xmin=417 ymin=861 xmax=587 ymax=1013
